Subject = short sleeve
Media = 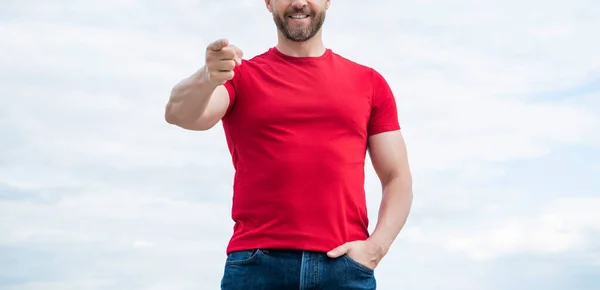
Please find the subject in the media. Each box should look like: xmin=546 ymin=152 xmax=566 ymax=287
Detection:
xmin=222 ymin=64 xmax=243 ymax=118
xmin=367 ymin=69 xmax=401 ymax=136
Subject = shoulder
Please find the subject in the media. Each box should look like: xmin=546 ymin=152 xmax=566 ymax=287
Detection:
xmin=226 ymin=49 xmax=270 ymax=83
xmin=230 ymin=49 xmax=280 ymax=81
xmin=239 ymin=49 xmax=275 ymax=67
xmin=329 ymin=51 xmax=374 ymax=73
xmin=328 ymin=51 xmax=391 ymax=87
xmin=329 ymin=51 xmax=386 ymax=83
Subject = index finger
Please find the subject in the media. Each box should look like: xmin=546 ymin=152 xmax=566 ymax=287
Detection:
xmin=208 ymin=39 xmax=229 ymax=51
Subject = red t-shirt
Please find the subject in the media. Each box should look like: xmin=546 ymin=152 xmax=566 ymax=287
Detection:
xmin=222 ymin=47 xmax=400 ymax=254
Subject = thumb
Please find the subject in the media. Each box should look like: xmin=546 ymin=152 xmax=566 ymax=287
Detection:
xmin=229 ymin=44 xmax=244 ymax=65
xmin=208 ymin=38 xmax=229 ymax=51
xmin=229 ymin=45 xmax=244 ymax=59
xmin=327 ymin=243 xmax=350 ymax=258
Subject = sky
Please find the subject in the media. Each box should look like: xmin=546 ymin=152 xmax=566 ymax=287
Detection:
xmin=1 ymin=0 xmax=599 ymax=289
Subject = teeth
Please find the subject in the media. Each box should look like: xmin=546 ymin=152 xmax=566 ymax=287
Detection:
xmin=290 ymin=15 xmax=308 ymax=19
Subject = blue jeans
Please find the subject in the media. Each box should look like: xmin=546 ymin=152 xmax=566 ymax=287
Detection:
xmin=221 ymin=249 xmax=376 ymax=289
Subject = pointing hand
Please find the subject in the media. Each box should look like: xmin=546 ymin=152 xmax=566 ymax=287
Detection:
xmin=204 ymin=38 xmax=244 ymax=85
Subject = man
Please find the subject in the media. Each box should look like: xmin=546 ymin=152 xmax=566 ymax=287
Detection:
xmin=164 ymin=0 xmax=413 ymax=289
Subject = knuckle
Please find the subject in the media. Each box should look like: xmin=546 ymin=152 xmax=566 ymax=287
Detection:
xmin=221 ymin=49 xmax=234 ymax=59
xmin=224 ymin=60 xmax=235 ymax=70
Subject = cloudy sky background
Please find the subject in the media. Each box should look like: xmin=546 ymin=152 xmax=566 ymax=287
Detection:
xmin=1 ymin=0 xmax=599 ymax=289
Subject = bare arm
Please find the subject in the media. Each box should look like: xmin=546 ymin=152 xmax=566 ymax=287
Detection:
xmin=164 ymin=68 xmax=230 ymax=131
xmin=164 ymin=39 xmax=242 ymax=131
xmin=367 ymin=129 xmax=413 ymax=253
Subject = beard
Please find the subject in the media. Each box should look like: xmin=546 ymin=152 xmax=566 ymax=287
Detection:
xmin=273 ymin=7 xmax=326 ymax=42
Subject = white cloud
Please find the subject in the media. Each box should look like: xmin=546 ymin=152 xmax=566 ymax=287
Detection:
xmin=132 ymin=240 xmax=153 ymax=248
xmin=398 ymin=197 xmax=600 ymax=261
xmin=1 ymin=0 xmax=599 ymax=289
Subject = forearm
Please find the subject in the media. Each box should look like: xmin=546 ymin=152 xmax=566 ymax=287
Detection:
xmin=165 ymin=67 xmax=218 ymax=125
xmin=368 ymin=176 xmax=413 ymax=253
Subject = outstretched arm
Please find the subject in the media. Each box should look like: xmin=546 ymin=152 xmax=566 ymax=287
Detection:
xmin=165 ymin=39 xmax=242 ymax=131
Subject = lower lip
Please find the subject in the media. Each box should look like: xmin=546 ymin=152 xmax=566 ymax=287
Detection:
xmin=288 ymin=16 xmax=310 ymax=23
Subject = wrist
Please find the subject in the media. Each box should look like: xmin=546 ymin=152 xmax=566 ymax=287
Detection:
xmin=367 ymin=235 xmax=391 ymax=256
xmin=194 ymin=66 xmax=219 ymax=89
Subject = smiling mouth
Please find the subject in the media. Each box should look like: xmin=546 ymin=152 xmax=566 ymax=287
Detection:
xmin=288 ymin=14 xmax=310 ymax=19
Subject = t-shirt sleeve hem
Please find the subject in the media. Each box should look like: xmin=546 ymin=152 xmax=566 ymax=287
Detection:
xmin=223 ymin=81 xmax=236 ymax=117
xmin=368 ymin=124 xmax=401 ymax=136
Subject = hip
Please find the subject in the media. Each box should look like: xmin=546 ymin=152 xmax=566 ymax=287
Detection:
xmin=220 ymin=249 xmax=376 ymax=290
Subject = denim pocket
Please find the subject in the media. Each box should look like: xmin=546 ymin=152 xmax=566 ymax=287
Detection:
xmin=225 ymin=249 xmax=262 ymax=266
xmin=342 ymin=254 xmax=375 ymax=275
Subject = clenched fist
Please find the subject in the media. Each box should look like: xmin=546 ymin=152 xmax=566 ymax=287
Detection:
xmin=205 ymin=39 xmax=244 ymax=86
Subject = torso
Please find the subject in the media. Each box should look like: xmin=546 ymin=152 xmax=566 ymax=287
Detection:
xmin=222 ymin=47 xmax=390 ymax=254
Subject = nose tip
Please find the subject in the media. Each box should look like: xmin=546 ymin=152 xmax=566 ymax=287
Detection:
xmin=291 ymin=0 xmax=308 ymax=8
